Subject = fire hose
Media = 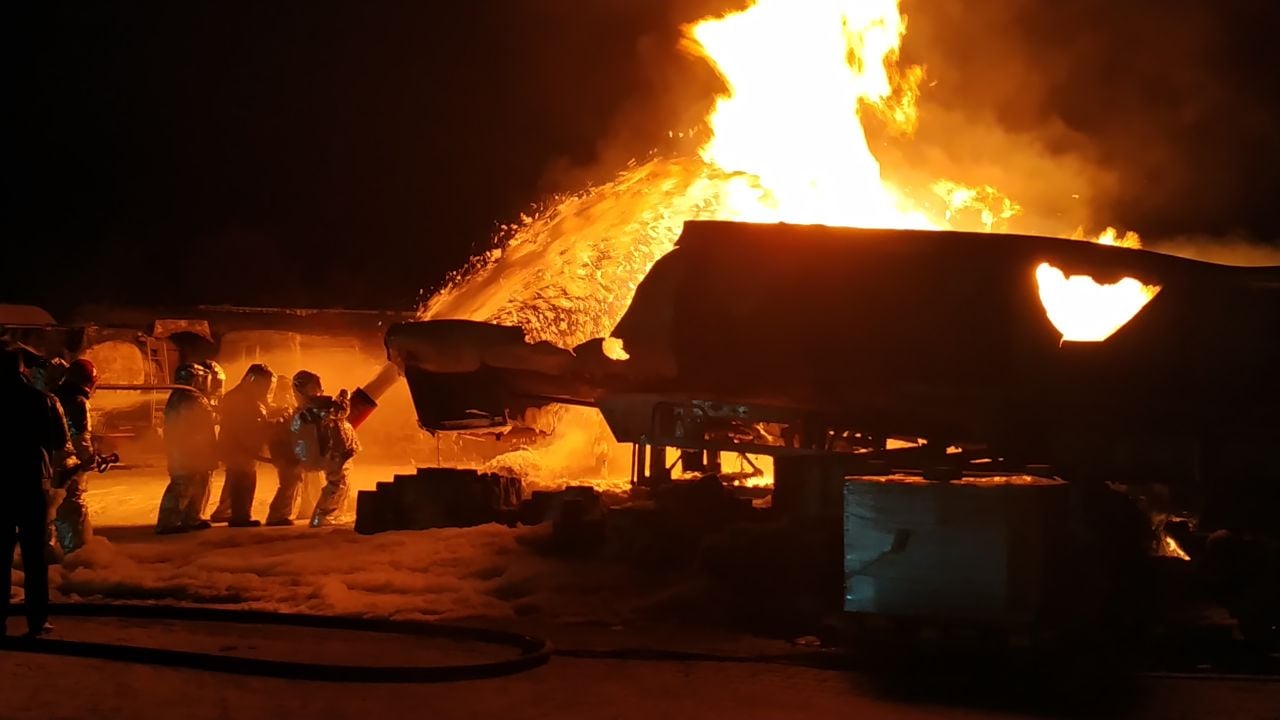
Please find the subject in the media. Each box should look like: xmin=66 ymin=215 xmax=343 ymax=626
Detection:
xmin=1 ymin=603 xmax=552 ymax=683
xmin=0 ymin=603 xmax=854 ymax=684
xmin=4 ymin=603 xmax=1278 ymax=685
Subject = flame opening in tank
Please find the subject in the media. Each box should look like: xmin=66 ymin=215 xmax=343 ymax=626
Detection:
xmin=1035 ymin=263 xmax=1161 ymax=342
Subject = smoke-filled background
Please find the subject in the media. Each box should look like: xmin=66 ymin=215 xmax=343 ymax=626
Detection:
xmin=11 ymin=0 xmax=1280 ymax=316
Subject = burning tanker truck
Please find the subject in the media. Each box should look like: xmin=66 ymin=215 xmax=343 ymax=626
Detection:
xmin=387 ymin=221 xmax=1280 ymax=644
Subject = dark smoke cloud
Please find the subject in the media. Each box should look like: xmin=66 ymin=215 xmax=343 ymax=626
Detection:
xmin=1149 ymin=236 xmax=1280 ymax=267
xmin=541 ymin=0 xmax=1280 ymax=249
xmin=893 ymin=0 xmax=1280 ymax=242
xmin=15 ymin=0 xmax=1278 ymax=313
xmin=534 ymin=0 xmax=741 ymax=192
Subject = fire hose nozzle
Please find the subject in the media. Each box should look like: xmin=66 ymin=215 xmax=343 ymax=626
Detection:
xmin=95 ymin=452 xmax=121 ymax=473
xmin=348 ymin=386 xmax=378 ymax=428
xmin=346 ymin=362 xmax=402 ymax=428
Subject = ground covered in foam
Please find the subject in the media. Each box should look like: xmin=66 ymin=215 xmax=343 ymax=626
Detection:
xmin=13 ymin=465 xmax=660 ymax=624
xmin=55 ymin=524 xmax=649 ymax=622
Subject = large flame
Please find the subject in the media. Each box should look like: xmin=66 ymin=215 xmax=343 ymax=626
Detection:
xmin=418 ymin=0 xmax=1154 ymax=487
xmin=422 ymin=0 xmax=972 ymax=342
xmin=689 ymin=0 xmax=933 ymax=229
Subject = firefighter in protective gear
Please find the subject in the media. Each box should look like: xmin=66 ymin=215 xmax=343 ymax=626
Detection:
xmin=10 ymin=349 xmax=69 ymax=561
xmin=52 ymin=357 xmax=98 ymax=554
xmin=201 ymin=360 xmax=227 ymax=409
xmin=207 ymin=360 xmax=257 ymax=523
xmin=264 ymin=371 xmax=311 ymax=525
xmin=1 ymin=346 xmax=71 ymax=637
xmin=197 ymin=359 xmax=227 ymax=518
xmin=155 ymin=363 xmax=219 ymax=534
xmin=288 ymin=371 xmax=360 ymax=527
xmin=23 ymin=352 xmax=67 ymax=395
xmin=290 ymin=372 xmax=325 ymax=520
xmin=217 ymin=363 xmax=275 ymax=527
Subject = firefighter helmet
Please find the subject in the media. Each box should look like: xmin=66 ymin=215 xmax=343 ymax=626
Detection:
xmin=291 ymin=369 xmax=323 ymax=399
xmin=175 ymin=362 xmax=212 ymax=395
xmin=65 ymin=357 xmax=98 ymax=390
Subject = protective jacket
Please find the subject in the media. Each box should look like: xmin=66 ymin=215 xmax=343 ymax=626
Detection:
xmin=53 ymin=382 xmax=93 ymax=464
xmin=164 ymin=390 xmax=218 ymax=474
xmin=219 ymin=383 xmax=270 ymax=470
xmin=0 ymin=377 xmax=71 ymax=489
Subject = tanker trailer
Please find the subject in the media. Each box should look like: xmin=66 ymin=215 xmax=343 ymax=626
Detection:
xmin=388 ymin=221 xmax=1280 ymax=641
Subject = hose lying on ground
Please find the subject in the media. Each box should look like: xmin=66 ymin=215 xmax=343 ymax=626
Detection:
xmin=4 ymin=603 xmax=1277 ymax=684
xmin=1 ymin=603 xmax=551 ymax=683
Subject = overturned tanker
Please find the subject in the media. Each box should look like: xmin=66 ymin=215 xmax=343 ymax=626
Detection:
xmin=388 ymin=221 xmax=1280 ymax=530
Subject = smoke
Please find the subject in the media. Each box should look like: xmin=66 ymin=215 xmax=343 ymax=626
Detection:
xmin=892 ymin=0 xmax=1280 ymax=242
xmin=533 ymin=5 xmax=730 ymax=195
xmin=1148 ymin=235 xmax=1280 ymax=267
xmin=482 ymin=406 xmax=634 ymax=493
xmin=416 ymin=0 xmax=1279 ymax=490
xmin=531 ymin=0 xmax=1265 ymax=243
xmin=216 ymin=332 xmax=434 ymax=465
xmin=873 ymin=105 xmax=1110 ymax=237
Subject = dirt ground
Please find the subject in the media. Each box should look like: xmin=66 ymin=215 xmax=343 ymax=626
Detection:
xmin=2 ymin=615 xmax=1279 ymax=720
xmin=3 ymin=464 xmax=1278 ymax=719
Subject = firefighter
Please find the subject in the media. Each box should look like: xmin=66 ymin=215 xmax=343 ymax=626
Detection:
xmin=9 ymin=348 xmax=69 ymax=562
xmin=52 ymin=357 xmax=98 ymax=554
xmin=1 ymin=345 xmax=70 ymax=637
xmin=196 ymin=360 xmax=226 ymax=519
xmin=263 ymin=371 xmax=308 ymax=526
xmin=288 ymin=371 xmax=360 ymax=527
xmin=155 ymin=363 xmax=219 ymax=534
xmin=284 ymin=374 xmax=325 ymax=521
xmin=201 ymin=360 xmax=227 ymax=410
xmin=217 ymin=363 xmax=276 ymax=527
xmin=25 ymin=353 xmax=67 ymax=395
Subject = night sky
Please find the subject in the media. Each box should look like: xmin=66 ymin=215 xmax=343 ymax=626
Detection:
xmin=12 ymin=0 xmax=1280 ymax=315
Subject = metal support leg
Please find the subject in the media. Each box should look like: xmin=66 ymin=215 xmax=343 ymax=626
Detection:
xmin=647 ymin=444 xmax=671 ymax=487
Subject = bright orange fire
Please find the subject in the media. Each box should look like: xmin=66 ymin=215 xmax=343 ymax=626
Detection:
xmin=1035 ymin=263 xmax=1161 ymax=342
xmin=423 ymin=0 xmax=1151 ymax=346
xmin=601 ymin=337 xmax=629 ymax=361
xmin=422 ymin=0 xmax=977 ymax=344
xmin=1093 ymin=226 xmax=1143 ymax=248
xmin=1036 ymin=227 xmax=1161 ymax=342
xmin=688 ymin=0 xmax=934 ymax=229
xmin=418 ymin=0 xmax=1156 ymax=487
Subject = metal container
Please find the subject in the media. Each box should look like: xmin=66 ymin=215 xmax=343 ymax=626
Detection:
xmin=843 ymin=474 xmax=1069 ymax=625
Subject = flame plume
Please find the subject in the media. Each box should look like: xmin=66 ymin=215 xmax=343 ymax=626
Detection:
xmin=422 ymin=0 xmax=958 ymax=343
xmin=418 ymin=0 xmax=1159 ymax=487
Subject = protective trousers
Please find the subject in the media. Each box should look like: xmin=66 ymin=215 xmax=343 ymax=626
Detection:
xmin=54 ymin=472 xmax=92 ymax=554
xmin=309 ymin=461 xmax=350 ymax=527
xmin=226 ymin=467 xmax=258 ymax=524
xmin=296 ymin=471 xmax=323 ymax=520
xmin=3 ymin=488 xmax=50 ymax=634
xmin=266 ymin=466 xmax=303 ymax=525
xmin=44 ymin=486 xmax=65 ymax=564
xmin=210 ymin=478 xmax=231 ymax=523
xmin=156 ymin=471 xmax=212 ymax=531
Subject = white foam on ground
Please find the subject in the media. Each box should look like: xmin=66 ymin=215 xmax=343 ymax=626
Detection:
xmin=51 ymin=524 xmax=639 ymax=623
xmin=9 ymin=465 xmax=650 ymax=623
